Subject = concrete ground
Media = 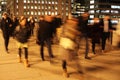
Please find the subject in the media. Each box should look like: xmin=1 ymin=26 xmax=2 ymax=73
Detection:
xmin=0 ymin=31 xmax=120 ymax=80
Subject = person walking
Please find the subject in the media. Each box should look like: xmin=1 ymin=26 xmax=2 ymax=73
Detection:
xmin=0 ymin=12 xmax=12 ymax=53
xmin=37 ymin=15 xmax=54 ymax=61
xmin=59 ymin=14 xmax=81 ymax=77
xmin=100 ymin=15 xmax=114 ymax=53
xmin=77 ymin=12 xmax=91 ymax=59
xmin=14 ymin=16 xmax=31 ymax=67
xmin=90 ymin=18 xmax=102 ymax=54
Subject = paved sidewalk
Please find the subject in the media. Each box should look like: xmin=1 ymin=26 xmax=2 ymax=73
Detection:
xmin=0 ymin=35 xmax=120 ymax=80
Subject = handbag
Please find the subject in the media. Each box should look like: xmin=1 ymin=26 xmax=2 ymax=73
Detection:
xmin=59 ymin=37 xmax=76 ymax=50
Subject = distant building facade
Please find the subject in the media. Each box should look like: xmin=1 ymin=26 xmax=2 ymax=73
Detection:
xmin=71 ymin=0 xmax=120 ymax=23
xmin=7 ymin=0 xmax=71 ymax=22
xmin=0 ymin=0 xmax=7 ymax=18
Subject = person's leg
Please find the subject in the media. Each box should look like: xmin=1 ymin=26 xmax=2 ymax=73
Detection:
xmin=102 ymin=33 xmax=107 ymax=52
xmin=46 ymin=38 xmax=54 ymax=58
xmin=24 ymin=47 xmax=30 ymax=67
xmin=92 ymin=41 xmax=96 ymax=54
xmin=3 ymin=35 xmax=10 ymax=52
xmin=40 ymin=40 xmax=45 ymax=61
xmin=62 ymin=60 xmax=69 ymax=77
xmin=85 ymin=36 xmax=91 ymax=59
xmin=18 ymin=48 xmax=22 ymax=62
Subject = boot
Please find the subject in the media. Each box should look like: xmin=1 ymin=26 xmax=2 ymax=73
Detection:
xmin=63 ymin=69 xmax=69 ymax=78
xmin=18 ymin=56 xmax=22 ymax=63
xmin=18 ymin=48 xmax=22 ymax=63
xmin=24 ymin=59 xmax=30 ymax=67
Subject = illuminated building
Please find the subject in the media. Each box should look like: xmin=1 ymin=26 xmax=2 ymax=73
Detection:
xmin=7 ymin=0 xmax=71 ymax=22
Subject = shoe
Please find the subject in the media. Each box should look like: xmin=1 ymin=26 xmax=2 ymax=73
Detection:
xmin=18 ymin=57 xmax=22 ymax=63
xmin=85 ymin=56 xmax=91 ymax=60
xmin=102 ymin=50 xmax=105 ymax=53
xmin=92 ymin=51 xmax=96 ymax=54
xmin=24 ymin=59 xmax=30 ymax=67
xmin=63 ymin=69 xmax=69 ymax=78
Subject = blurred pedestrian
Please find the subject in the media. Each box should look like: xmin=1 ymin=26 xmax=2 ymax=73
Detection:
xmin=0 ymin=12 xmax=12 ymax=53
xmin=100 ymin=15 xmax=114 ymax=53
xmin=11 ymin=15 xmax=19 ymax=37
xmin=59 ymin=14 xmax=81 ymax=77
xmin=28 ymin=16 xmax=35 ymax=36
xmin=77 ymin=12 xmax=91 ymax=59
xmin=89 ymin=18 xmax=102 ymax=54
xmin=14 ymin=16 xmax=31 ymax=67
xmin=37 ymin=15 xmax=54 ymax=61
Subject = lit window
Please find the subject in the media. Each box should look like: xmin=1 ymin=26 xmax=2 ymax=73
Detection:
xmin=27 ymin=12 xmax=30 ymax=15
xmin=38 ymin=6 xmax=40 ymax=9
xmin=52 ymin=1 xmax=54 ymax=4
xmin=31 ymin=11 xmax=34 ymax=15
xmin=48 ymin=11 xmax=51 ymax=15
xmin=55 ymin=1 xmax=58 ymax=4
xmin=49 ymin=1 xmax=51 ymax=4
xmin=89 ymin=10 xmax=94 ymax=13
xmin=42 ymin=6 xmax=44 ymax=9
xmin=24 ymin=12 xmax=26 ymax=15
xmin=55 ymin=12 xmax=58 ymax=15
xmin=31 ymin=6 xmax=34 ymax=9
xmin=45 ymin=11 xmax=47 ymax=15
xmin=55 ymin=7 xmax=58 ymax=10
xmin=66 ymin=7 xmax=68 ymax=10
xmin=48 ymin=6 xmax=51 ymax=9
xmin=35 ymin=0 xmax=37 ymax=3
xmin=16 ymin=12 xmax=18 ymax=15
xmin=51 ymin=12 xmax=54 ymax=15
xmin=16 ymin=0 xmax=18 ymax=3
xmin=90 ymin=15 xmax=94 ymax=18
xmin=35 ymin=12 xmax=37 ymax=15
xmin=28 ymin=0 xmax=30 ymax=3
xmin=90 ymin=5 xmax=94 ymax=9
xmin=31 ymin=0 xmax=33 ymax=3
xmin=90 ymin=0 xmax=94 ymax=4
xmin=42 ymin=1 xmax=44 ymax=4
xmin=35 ymin=6 xmax=37 ymax=9
xmin=38 ymin=1 xmax=40 ymax=3
xmin=24 ymin=0 xmax=26 ymax=3
xmin=16 ymin=5 xmax=18 ymax=9
xmin=24 ymin=6 xmax=26 ymax=9
xmin=38 ymin=12 xmax=41 ymax=15
xmin=42 ymin=12 xmax=44 ymax=15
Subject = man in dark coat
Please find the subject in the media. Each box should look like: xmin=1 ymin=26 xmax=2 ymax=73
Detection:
xmin=99 ymin=15 xmax=114 ymax=53
xmin=77 ymin=12 xmax=91 ymax=59
xmin=37 ymin=15 xmax=54 ymax=61
xmin=0 ymin=12 xmax=12 ymax=53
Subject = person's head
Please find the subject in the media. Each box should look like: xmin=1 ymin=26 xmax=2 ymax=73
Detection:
xmin=19 ymin=16 xmax=27 ymax=26
xmin=104 ymin=15 xmax=110 ymax=20
xmin=2 ymin=12 xmax=8 ymax=19
xmin=44 ymin=15 xmax=53 ymax=22
xmin=39 ymin=16 xmax=44 ymax=21
xmin=94 ymin=18 xmax=99 ymax=23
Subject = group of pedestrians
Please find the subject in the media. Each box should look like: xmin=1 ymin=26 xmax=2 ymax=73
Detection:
xmin=0 ymin=11 xmax=116 ymax=78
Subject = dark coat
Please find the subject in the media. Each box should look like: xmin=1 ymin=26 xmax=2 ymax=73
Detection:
xmin=14 ymin=25 xmax=31 ymax=43
xmin=0 ymin=17 xmax=12 ymax=37
xmin=37 ymin=20 xmax=54 ymax=41
xmin=77 ymin=16 xmax=89 ymax=35
xmin=90 ymin=23 xmax=102 ymax=43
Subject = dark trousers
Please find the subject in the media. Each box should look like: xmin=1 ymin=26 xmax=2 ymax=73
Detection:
xmin=18 ymin=48 xmax=28 ymax=59
xmin=101 ymin=32 xmax=109 ymax=50
xmin=3 ymin=33 xmax=10 ymax=51
xmin=62 ymin=60 xmax=67 ymax=69
xmin=92 ymin=42 xmax=96 ymax=53
xmin=79 ymin=34 xmax=89 ymax=57
xmin=40 ymin=38 xmax=54 ymax=60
